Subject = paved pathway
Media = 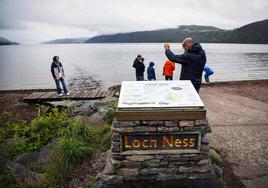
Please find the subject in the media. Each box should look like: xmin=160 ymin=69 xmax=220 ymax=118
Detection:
xmin=200 ymin=86 xmax=268 ymax=188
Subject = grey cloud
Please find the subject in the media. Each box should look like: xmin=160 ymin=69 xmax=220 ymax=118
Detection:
xmin=0 ymin=0 xmax=267 ymax=44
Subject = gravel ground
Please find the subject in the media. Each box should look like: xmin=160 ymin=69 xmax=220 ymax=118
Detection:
xmin=208 ymin=125 xmax=268 ymax=188
xmin=200 ymin=80 xmax=268 ymax=188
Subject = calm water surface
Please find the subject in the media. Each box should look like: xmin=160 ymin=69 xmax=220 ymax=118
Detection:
xmin=0 ymin=43 xmax=268 ymax=90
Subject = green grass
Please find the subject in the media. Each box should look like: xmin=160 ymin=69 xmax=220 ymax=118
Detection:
xmin=55 ymin=137 xmax=89 ymax=165
xmin=44 ymin=123 xmax=111 ymax=187
xmin=103 ymin=100 xmax=118 ymax=124
xmin=0 ymin=174 xmax=17 ymax=188
xmin=0 ymin=105 xmax=71 ymax=159
xmin=209 ymin=148 xmax=223 ymax=166
xmin=61 ymin=118 xmax=99 ymax=145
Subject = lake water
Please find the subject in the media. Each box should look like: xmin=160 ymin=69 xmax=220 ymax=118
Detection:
xmin=0 ymin=43 xmax=268 ymax=90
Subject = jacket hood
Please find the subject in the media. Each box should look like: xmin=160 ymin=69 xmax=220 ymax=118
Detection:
xmin=149 ymin=62 xmax=155 ymax=66
xmin=166 ymin=61 xmax=173 ymax=65
xmin=189 ymin=43 xmax=203 ymax=53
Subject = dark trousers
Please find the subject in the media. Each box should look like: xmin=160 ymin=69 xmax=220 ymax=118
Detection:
xmin=165 ymin=76 xmax=173 ymax=80
xmin=55 ymin=78 xmax=68 ymax=94
xmin=191 ymin=79 xmax=202 ymax=93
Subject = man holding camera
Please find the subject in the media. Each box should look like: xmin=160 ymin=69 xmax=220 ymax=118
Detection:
xmin=164 ymin=38 xmax=206 ymax=93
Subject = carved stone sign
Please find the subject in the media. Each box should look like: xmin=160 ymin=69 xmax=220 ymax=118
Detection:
xmin=121 ymin=132 xmax=201 ymax=151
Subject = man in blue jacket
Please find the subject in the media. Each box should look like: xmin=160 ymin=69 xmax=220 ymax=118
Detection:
xmin=164 ymin=38 xmax=206 ymax=93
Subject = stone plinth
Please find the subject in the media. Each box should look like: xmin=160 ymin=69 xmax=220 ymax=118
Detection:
xmin=93 ymin=120 xmax=220 ymax=188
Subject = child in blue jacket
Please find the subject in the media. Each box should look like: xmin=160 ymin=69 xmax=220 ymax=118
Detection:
xmin=203 ymin=66 xmax=214 ymax=83
xmin=147 ymin=62 xmax=156 ymax=81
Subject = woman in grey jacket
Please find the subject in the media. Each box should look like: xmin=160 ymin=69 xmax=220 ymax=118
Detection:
xmin=51 ymin=56 xmax=69 ymax=96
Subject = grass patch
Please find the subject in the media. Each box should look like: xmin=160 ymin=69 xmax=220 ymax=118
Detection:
xmin=209 ymin=148 xmax=223 ymax=166
xmin=55 ymin=137 xmax=89 ymax=166
xmin=45 ymin=119 xmax=111 ymax=186
xmin=0 ymin=174 xmax=17 ymax=188
xmin=27 ymin=162 xmax=46 ymax=174
xmin=103 ymin=100 xmax=118 ymax=124
xmin=44 ymin=122 xmax=111 ymax=187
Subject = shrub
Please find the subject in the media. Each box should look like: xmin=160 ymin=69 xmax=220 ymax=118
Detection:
xmin=45 ymin=156 xmax=73 ymax=187
xmin=0 ymin=111 xmax=13 ymax=128
xmin=0 ymin=174 xmax=17 ymax=188
xmin=103 ymin=101 xmax=118 ymax=124
xmin=97 ymin=124 xmax=111 ymax=152
xmin=27 ymin=110 xmax=68 ymax=150
xmin=0 ymin=105 xmax=70 ymax=160
xmin=61 ymin=118 xmax=111 ymax=153
xmin=0 ymin=137 xmax=29 ymax=159
xmin=45 ymin=137 xmax=90 ymax=187
xmin=61 ymin=118 xmax=98 ymax=145
xmin=0 ymin=105 xmax=112 ymax=187
xmin=15 ymin=106 xmax=69 ymax=151
xmin=0 ymin=112 xmax=25 ymax=144
xmin=54 ymin=137 xmax=90 ymax=166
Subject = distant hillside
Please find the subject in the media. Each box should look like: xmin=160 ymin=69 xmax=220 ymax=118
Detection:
xmin=0 ymin=37 xmax=19 ymax=45
xmin=224 ymin=19 xmax=268 ymax=43
xmin=43 ymin=37 xmax=89 ymax=44
xmin=85 ymin=19 xmax=268 ymax=44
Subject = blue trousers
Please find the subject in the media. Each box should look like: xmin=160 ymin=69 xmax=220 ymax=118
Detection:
xmin=55 ymin=78 xmax=68 ymax=94
xmin=204 ymin=72 xmax=214 ymax=83
xmin=136 ymin=75 xmax=144 ymax=81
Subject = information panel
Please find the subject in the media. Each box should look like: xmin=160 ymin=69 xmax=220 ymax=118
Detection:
xmin=118 ymin=81 xmax=204 ymax=109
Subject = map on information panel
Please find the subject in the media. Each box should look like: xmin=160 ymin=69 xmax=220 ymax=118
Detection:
xmin=118 ymin=81 xmax=204 ymax=109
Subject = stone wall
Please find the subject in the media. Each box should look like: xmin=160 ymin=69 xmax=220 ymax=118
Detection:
xmin=93 ymin=119 xmax=219 ymax=188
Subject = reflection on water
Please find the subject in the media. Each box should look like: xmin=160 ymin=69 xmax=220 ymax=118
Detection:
xmin=0 ymin=43 xmax=267 ymax=90
xmin=68 ymin=65 xmax=101 ymax=90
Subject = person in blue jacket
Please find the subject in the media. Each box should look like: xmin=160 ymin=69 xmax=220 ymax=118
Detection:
xmin=147 ymin=62 xmax=156 ymax=81
xmin=164 ymin=38 xmax=206 ymax=93
xmin=203 ymin=66 xmax=214 ymax=84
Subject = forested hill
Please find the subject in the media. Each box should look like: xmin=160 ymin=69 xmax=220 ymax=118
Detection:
xmin=0 ymin=37 xmax=19 ymax=45
xmin=43 ymin=37 xmax=89 ymax=44
xmin=85 ymin=19 xmax=268 ymax=44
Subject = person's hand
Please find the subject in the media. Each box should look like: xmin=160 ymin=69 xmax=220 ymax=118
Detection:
xmin=164 ymin=43 xmax=170 ymax=50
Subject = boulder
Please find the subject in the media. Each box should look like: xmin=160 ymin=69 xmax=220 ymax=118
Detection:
xmin=6 ymin=161 xmax=43 ymax=183
xmin=13 ymin=152 xmax=39 ymax=165
xmin=36 ymin=142 xmax=54 ymax=165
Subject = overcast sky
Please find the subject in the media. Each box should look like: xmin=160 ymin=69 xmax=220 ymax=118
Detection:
xmin=0 ymin=0 xmax=267 ymax=44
